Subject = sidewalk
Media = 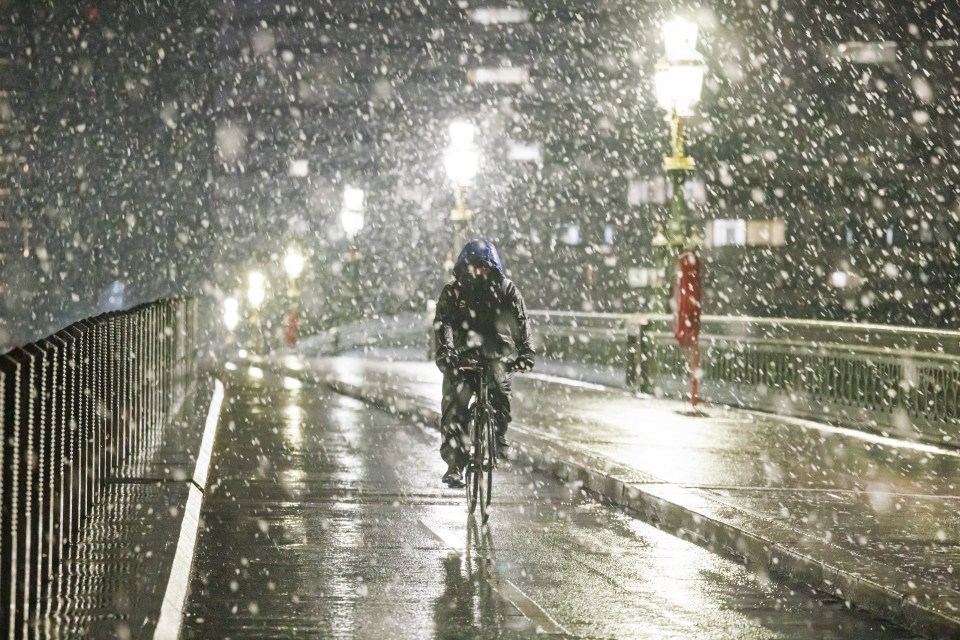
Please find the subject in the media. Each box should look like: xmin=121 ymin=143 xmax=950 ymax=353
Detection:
xmin=35 ymin=376 xmax=217 ymax=639
xmin=296 ymin=355 xmax=960 ymax=640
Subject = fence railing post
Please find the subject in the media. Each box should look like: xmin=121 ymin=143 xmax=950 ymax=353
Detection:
xmin=625 ymin=316 xmax=652 ymax=393
xmin=625 ymin=326 xmax=638 ymax=389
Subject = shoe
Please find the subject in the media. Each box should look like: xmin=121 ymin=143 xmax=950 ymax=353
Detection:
xmin=442 ymin=469 xmax=466 ymax=489
xmin=496 ymin=435 xmax=510 ymax=450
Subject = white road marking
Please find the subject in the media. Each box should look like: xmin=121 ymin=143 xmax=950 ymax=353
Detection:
xmin=771 ymin=413 xmax=960 ymax=458
xmin=154 ymin=379 xmax=225 ymax=640
xmin=192 ymin=380 xmax=225 ymax=489
xmin=419 ymin=518 xmax=570 ymax=636
xmin=525 ymin=372 xmax=611 ymax=392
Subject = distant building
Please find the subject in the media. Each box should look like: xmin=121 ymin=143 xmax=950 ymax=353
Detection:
xmin=0 ymin=0 xmax=31 ymax=348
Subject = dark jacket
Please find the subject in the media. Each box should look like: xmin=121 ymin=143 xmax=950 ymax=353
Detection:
xmin=434 ymin=240 xmax=534 ymax=364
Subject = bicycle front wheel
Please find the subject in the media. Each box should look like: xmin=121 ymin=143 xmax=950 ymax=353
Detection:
xmin=466 ymin=407 xmax=482 ymax=515
xmin=466 ymin=460 xmax=481 ymax=515
xmin=484 ymin=414 xmax=496 ymax=512
xmin=478 ymin=408 xmax=495 ymax=524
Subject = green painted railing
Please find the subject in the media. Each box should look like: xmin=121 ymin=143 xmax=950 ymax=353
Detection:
xmin=531 ymin=311 xmax=960 ymax=447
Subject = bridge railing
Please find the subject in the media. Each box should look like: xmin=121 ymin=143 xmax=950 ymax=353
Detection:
xmin=323 ymin=310 xmax=960 ymax=447
xmin=530 ymin=311 xmax=960 ymax=447
xmin=315 ymin=307 xmax=960 ymax=445
xmin=0 ymin=298 xmax=197 ymax=639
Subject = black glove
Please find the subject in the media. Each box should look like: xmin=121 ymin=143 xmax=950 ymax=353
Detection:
xmin=514 ymin=355 xmax=534 ymax=372
xmin=437 ymin=353 xmax=459 ymax=375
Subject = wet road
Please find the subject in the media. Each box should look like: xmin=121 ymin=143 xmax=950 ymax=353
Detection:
xmin=182 ymin=366 xmax=920 ymax=639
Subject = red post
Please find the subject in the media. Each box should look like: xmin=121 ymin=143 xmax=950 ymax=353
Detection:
xmin=284 ymin=310 xmax=298 ymax=347
xmin=673 ymin=251 xmax=702 ymax=409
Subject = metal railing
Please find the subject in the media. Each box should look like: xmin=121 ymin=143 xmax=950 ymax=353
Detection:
xmin=320 ymin=309 xmax=960 ymax=446
xmin=298 ymin=313 xmax=429 ymax=358
xmin=531 ymin=311 xmax=960 ymax=446
xmin=0 ymin=298 xmax=196 ymax=639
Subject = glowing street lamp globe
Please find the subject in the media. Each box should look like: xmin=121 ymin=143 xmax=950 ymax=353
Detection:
xmin=283 ymin=247 xmax=305 ymax=279
xmin=223 ymin=297 xmax=240 ymax=331
xmin=341 ymin=185 xmax=365 ymax=239
xmin=654 ymin=18 xmax=706 ymax=118
xmin=448 ymin=120 xmax=476 ymax=148
xmin=443 ymin=147 xmax=480 ymax=187
xmin=655 ymin=62 xmax=706 ymax=117
xmin=341 ymin=208 xmax=364 ymax=239
xmin=343 ymin=185 xmax=365 ymax=212
xmin=661 ymin=18 xmax=700 ymax=62
xmin=445 ymin=120 xmax=480 ymax=187
xmin=247 ymin=271 xmax=266 ymax=308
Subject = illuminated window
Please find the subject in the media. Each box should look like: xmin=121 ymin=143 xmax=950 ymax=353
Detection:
xmin=746 ymin=219 xmax=786 ymax=246
xmin=628 ymin=266 xmax=665 ymax=288
xmin=469 ymin=8 xmax=530 ymax=24
xmin=507 ymin=142 xmax=542 ymax=162
xmin=628 ymin=177 xmax=667 ymax=205
xmin=559 ymin=224 xmax=581 ymax=246
xmin=706 ymin=219 xmax=746 ymax=247
xmin=706 ymin=218 xmax=785 ymax=247
xmin=627 ymin=176 xmax=706 ymax=205
xmin=467 ymin=67 xmax=529 ymax=84
xmin=830 ymin=41 xmax=898 ymax=65
xmin=603 ymin=224 xmax=616 ymax=245
xmin=288 ymin=159 xmax=309 ymax=177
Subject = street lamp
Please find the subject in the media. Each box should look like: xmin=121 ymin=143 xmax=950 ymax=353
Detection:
xmin=653 ymin=16 xmax=706 ymax=307
xmin=247 ymin=270 xmax=266 ymax=351
xmin=223 ymin=297 xmax=240 ymax=347
xmin=340 ymin=186 xmax=365 ymax=318
xmin=283 ymin=246 xmax=305 ymax=347
xmin=444 ymin=120 xmax=479 ymax=267
xmin=341 ymin=186 xmax=365 ymax=241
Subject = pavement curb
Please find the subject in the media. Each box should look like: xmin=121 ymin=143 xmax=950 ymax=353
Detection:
xmin=324 ymin=374 xmax=960 ymax=640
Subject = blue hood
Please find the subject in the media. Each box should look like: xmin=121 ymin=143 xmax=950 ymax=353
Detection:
xmin=453 ymin=239 xmax=504 ymax=280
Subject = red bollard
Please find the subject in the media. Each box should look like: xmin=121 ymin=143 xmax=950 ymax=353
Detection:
xmin=284 ymin=311 xmax=298 ymax=347
xmin=673 ymin=251 xmax=702 ymax=410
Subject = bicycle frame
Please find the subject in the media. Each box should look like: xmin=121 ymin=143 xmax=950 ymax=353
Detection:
xmin=460 ymin=359 xmax=502 ymax=524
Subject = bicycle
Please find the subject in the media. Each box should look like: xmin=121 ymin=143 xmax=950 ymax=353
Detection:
xmin=458 ymin=356 xmax=523 ymax=524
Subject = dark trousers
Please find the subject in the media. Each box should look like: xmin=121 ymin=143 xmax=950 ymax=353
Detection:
xmin=440 ymin=362 xmax=513 ymax=471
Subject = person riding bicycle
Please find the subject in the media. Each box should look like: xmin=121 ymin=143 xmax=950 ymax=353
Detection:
xmin=434 ymin=239 xmax=535 ymax=488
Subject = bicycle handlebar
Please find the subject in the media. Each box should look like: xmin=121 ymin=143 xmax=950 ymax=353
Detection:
xmin=458 ymin=359 xmax=528 ymax=374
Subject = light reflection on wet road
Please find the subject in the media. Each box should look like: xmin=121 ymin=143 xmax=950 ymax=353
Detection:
xmin=182 ymin=368 xmax=920 ymax=639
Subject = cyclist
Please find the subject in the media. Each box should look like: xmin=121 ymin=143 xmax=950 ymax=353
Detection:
xmin=433 ymin=239 xmax=535 ymax=488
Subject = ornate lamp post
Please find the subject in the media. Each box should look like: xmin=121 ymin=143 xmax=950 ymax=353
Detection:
xmin=443 ymin=120 xmax=479 ymax=268
xmin=341 ymin=185 xmax=365 ymax=242
xmin=653 ymin=17 xmax=706 ymax=306
xmin=246 ymin=270 xmax=266 ymax=351
xmin=283 ymin=245 xmax=305 ymax=347
xmin=223 ymin=296 xmax=240 ymax=348
xmin=340 ymin=186 xmax=365 ymax=317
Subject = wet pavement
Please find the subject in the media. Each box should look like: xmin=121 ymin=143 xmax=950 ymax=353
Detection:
xmin=181 ymin=362 xmax=920 ymax=639
xmin=34 ymin=379 xmax=213 ymax=639
xmin=276 ymin=354 xmax=960 ymax=639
